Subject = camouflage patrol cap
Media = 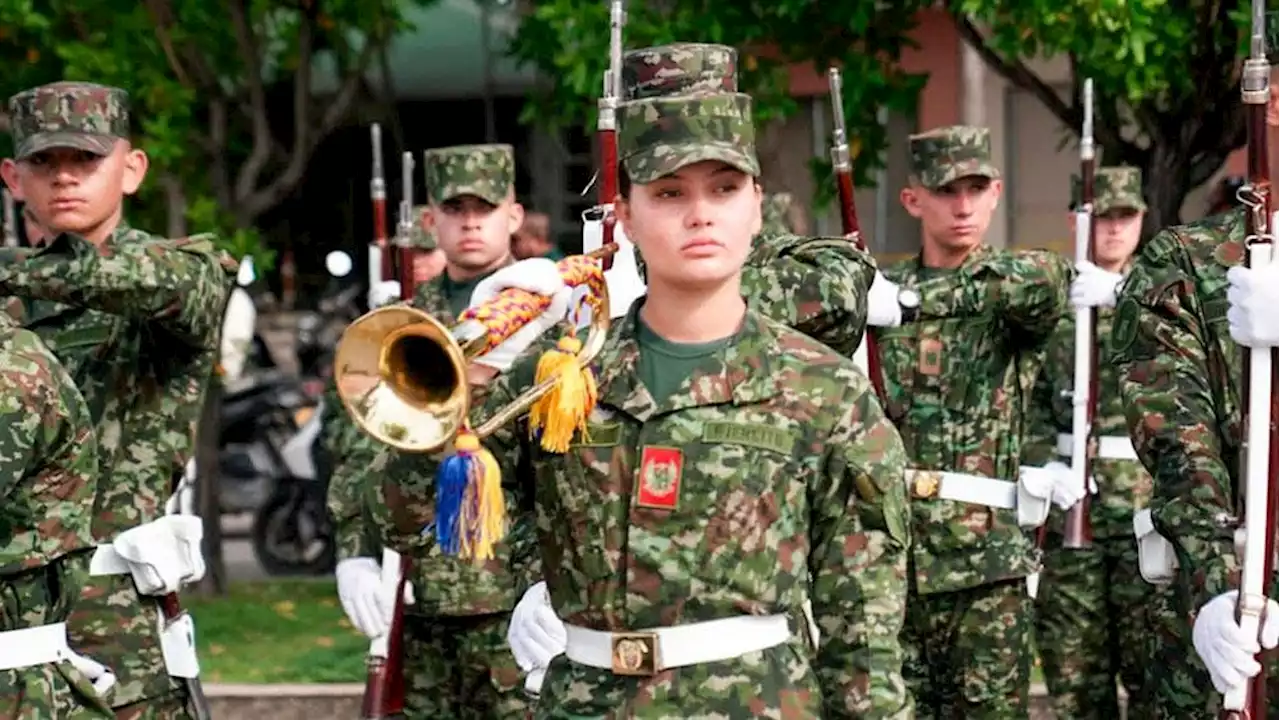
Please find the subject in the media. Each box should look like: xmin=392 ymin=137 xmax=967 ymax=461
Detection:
xmin=908 ymin=125 xmax=1000 ymax=189
xmin=618 ymin=94 xmax=759 ymax=184
xmin=1072 ymin=166 xmax=1147 ymax=214
xmin=622 ymin=43 xmax=737 ymax=100
xmin=421 ymin=144 xmax=514 ymax=206
xmin=8 ymin=82 xmax=129 ymax=160
xmin=761 ymin=192 xmax=795 ymax=235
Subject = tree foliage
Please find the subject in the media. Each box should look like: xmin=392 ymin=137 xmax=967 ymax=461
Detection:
xmin=507 ymin=0 xmax=932 ymax=199
xmin=949 ymin=0 xmax=1253 ymax=233
xmin=0 ymin=0 xmax=431 ymax=264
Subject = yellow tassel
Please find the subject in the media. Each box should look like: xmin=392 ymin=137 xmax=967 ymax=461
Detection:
xmin=529 ymin=335 xmax=598 ymax=453
xmin=464 ymin=444 xmax=506 ymax=563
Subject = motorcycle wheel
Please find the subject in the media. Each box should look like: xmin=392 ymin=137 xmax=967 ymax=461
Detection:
xmin=250 ymin=479 xmax=336 ymax=576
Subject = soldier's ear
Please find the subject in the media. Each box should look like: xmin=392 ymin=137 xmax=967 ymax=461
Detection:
xmin=505 ymin=200 xmax=525 ymax=235
xmin=899 ymin=186 xmax=922 ymax=218
xmin=616 ymin=197 xmax=633 ymax=236
xmin=121 ymin=145 xmax=148 ymax=196
xmin=0 ymin=159 xmax=22 ymax=200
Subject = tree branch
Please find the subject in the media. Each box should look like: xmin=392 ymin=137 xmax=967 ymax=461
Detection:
xmin=143 ymin=0 xmax=221 ymax=91
xmin=239 ymin=27 xmax=381 ymax=222
xmin=228 ymin=0 xmax=273 ymax=207
xmin=952 ymin=15 xmax=1075 ymax=127
xmin=1189 ymin=149 xmax=1231 ymax=191
xmin=952 ymin=13 xmax=1144 ymax=170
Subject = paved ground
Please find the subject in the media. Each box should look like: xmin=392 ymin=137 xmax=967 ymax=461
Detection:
xmin=221 ymin=513 xmax=272 ymax=582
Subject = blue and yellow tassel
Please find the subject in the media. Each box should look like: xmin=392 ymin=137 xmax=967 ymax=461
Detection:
xmin=434 ymin=429 xmax=506 ymax=561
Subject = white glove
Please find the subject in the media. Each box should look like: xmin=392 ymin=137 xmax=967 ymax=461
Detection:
xmin=1192 ymin=590 xmax=1280 ymax=694
xmin=866 ymin=271 xmax=902 ymax=327
xmin=507 ymin=581 xmax=566 ymax=689
xmin=368 ymin=280 xmax=401 ymax=308
xmin=112 ymin=516 xmax=206 ymax=595
xmin=336 ymin=557 xmax=391 ymax=638
xmin=1070 ymin=261 xmax=1123 ymax=309
xmin=64 ymin=649 xmax=118 ymax=696
xmin=1226 ymin=262 xmax=1279 ymax=348
xmin=469 ymin=259 xmax=573 ymax=372
xmin=1026 ymin=461 xmax=1096 ymax=510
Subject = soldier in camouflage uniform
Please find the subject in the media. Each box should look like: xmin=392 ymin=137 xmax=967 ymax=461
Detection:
xmin=0 ymin=81 xmax=235 ymax=719
xmin=1111 ymin=24 xmax=1279 ymax=718
xmin=0 ymin=312 xmax=114 ymax=718
xmin=328 ymin=143 xmax=536 ymax=719
xmin=504 ymin=42 xmax=887 ymax=697
xmin=374 ymin=40 xmax=913 ymax=719
xmin=1025 ymin=166 xmax=1163 ymax=717
xmin=865 ymin=125 xmax=1088 ymax=718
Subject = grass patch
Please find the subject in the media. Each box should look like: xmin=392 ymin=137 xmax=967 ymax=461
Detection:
xmin=186 ymin=579 xmax=366 ymax=684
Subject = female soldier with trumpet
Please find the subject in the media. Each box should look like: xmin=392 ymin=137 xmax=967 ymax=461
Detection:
xmin=355 ymin=42 xmax=913 ymax=718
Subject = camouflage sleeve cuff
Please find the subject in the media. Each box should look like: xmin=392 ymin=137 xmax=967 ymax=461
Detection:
xmin=741 ymin=235 xmax=875 ymax=356
xmin=913 ymin=250 xmax=1071 ymax=338
xmin=1153 ymin=499 xmax=1239 ymax=610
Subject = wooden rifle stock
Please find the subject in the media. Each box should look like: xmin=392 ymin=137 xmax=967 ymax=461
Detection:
xmin=1223 ymin=5 xmax=1277 ymax=716
xmin=362 ymin=552 xmax=410 ymax=719
xmin=827 ymin=67 xmax=885 ymax=402
xmin=1059 ymin=78 xmax=1097 ymax=550
xmin=370 ymin=124 xmax=394 ymax=288
xmin=596 ymin=0 xmax=624 ymax=271
xmin=397 ymin=151 xmax=418 ymax=302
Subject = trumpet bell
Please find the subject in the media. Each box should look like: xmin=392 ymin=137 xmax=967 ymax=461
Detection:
xmin=333 ymin=305 xmax=470 ymax=453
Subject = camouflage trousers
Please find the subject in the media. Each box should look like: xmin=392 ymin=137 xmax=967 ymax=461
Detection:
xmin=1139 ymin=576 xmax=1279 ymax=720
xmin=903 ymin=577 xmax=1033 ymax=719
xmin=1034 ymin=531 xmax=1152 ymax=719
xmin=402 ymin=612 xmax=527 ymax=720
xmin=68 ymin=572 xmax=191 ymax=716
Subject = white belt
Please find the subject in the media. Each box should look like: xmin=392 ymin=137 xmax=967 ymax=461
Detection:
xmin=905 ymin=470 xmax=1017 ymax=510
xmin=0 ymin=623 xmax=70 ymax=670
xmin=1057 ymin=434 xmax=1139 ymax=461
xmin=89 ymin=544 xmax=130 ymax=576
xmin=564 ymin=614 xmax=790 ymax=675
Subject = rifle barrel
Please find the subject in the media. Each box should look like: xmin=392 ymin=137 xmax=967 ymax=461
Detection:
xmin=1062 ymin=77 xmax=1096 ymax=550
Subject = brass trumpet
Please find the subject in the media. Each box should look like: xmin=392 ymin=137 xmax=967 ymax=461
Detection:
xmin=333 ymin=249 xmax=615 ymax=453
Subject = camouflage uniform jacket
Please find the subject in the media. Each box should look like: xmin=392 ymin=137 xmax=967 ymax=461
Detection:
xmin=1 ymin=224 xmax=234 ymax=706
xmin=1112 ymin=208 xmax=1269 ymax=612
xmin=879 ymin=245 xmax=1071 ymax=595
xmin=377 ymin=306 xmax=913 ymax=718
xmin=326 ymin=270 xmax=540 ymax=617
xmin=0 ymin=315 xmax=109 ymax=715
xmin=742 ymin=233 xmax=875 ymax=357
xmin=1024 ymin=308 xmax=1154 ymax=538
